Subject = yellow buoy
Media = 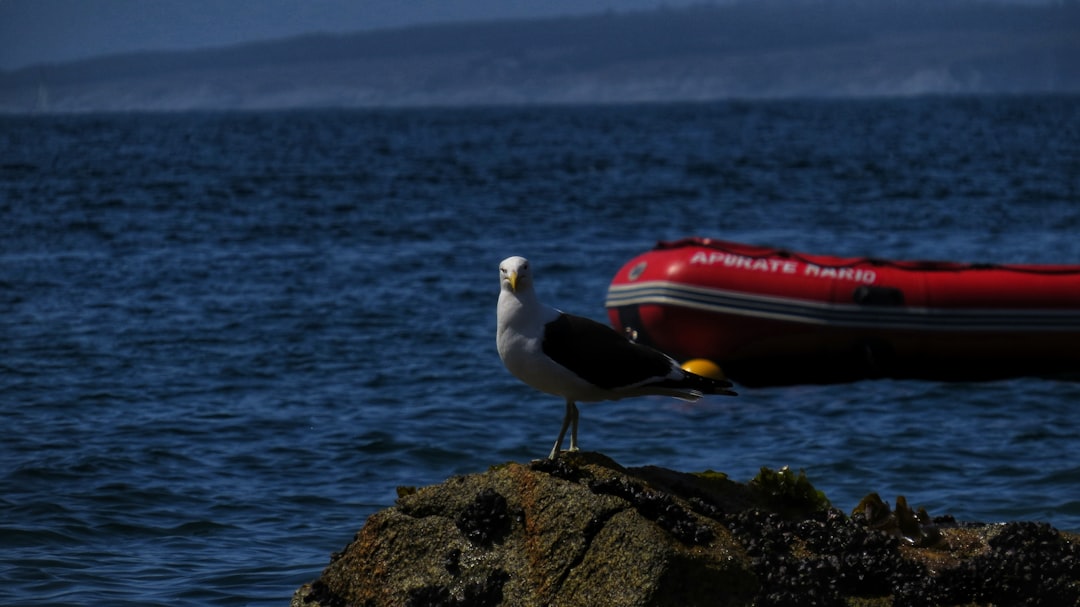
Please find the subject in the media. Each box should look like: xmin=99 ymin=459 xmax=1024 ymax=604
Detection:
xmin=681 ymin=358 xmax=726 ymax=381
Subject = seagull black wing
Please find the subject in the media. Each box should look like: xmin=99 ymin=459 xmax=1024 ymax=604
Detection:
xmin=541 ymin=313 xmax=710 ymax=391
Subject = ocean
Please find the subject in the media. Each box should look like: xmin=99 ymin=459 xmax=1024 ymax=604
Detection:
xmin=2 ymin=95 xmax=1079 ymax=605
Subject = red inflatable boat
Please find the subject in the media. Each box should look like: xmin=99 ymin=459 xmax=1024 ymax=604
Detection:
xmin=606 ymin=238 xmax=1080 ymax=386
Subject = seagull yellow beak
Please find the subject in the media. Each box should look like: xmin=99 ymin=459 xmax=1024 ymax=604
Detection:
xmin=507 ymin=271 xmax=518 ymax=292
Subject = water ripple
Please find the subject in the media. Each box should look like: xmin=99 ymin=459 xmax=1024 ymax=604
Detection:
xmin=2 ymin=98 xmax=1078 ymax=605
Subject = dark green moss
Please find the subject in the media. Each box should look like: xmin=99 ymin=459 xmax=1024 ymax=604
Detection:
xmin=749 ymin=466 xmax=831 ymax=519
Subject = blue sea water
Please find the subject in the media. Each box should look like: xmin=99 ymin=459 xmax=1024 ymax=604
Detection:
xmin=2 ymin=96 xmax=1080 ymax=605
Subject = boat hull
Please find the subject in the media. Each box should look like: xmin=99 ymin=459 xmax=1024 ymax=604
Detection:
xmin=606 ymin=238 xmax=1080 ymax=386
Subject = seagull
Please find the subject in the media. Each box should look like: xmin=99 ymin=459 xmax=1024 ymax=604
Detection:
xmin=496 ymin=256 xmax=737 ymax=459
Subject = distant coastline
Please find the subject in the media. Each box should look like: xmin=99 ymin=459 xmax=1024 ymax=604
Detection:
xmin=2 ymin=1 xmax=1077 ymax=113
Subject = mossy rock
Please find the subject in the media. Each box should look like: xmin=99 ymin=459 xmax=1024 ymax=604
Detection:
xmin=293 ymin=452 xmax=1080 ymax=607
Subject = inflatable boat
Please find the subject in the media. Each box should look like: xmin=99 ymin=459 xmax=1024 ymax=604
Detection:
xmin=605 ymin=238 xmax=1080 ymax=386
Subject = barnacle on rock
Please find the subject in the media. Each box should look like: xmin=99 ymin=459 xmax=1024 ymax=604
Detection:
xmin=405 ymin=569 xmax=510 ymax=607
xmin=443 ymin=548 xmax=462 ymax=576
xmin=529 ymin=455 xmax=585 ymax=482
xmin=719 ymin=501 xmax=935 ymax=605
xmin=588 ymin=477 xmax=715 ymax=545
xmin=455 ymin=489 xmax=513 ymax=547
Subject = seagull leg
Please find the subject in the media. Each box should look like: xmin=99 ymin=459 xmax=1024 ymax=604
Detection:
xmin=548 ymin=399 xmax=575 ymax=459
xmin=568 ymin=401 xmax=580 ymax=452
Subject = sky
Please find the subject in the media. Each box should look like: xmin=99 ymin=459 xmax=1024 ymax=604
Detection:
xmin=0 ymin=0 xmax=713 ymax=71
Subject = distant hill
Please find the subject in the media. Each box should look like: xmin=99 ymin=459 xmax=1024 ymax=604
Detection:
xmin=2 ymin=1 xmax=1078 ymax=112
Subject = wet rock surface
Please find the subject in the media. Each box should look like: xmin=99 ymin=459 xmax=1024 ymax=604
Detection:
xmin=291 ymin=452 xmax=1080 ymax=607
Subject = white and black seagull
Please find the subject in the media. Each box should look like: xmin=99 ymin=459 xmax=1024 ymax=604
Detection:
xmin=496 ymin=256 xmax=737 ymax=459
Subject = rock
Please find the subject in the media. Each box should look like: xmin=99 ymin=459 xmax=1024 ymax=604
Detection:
xmin=291 ymin=452 xmax=1080 ymax=607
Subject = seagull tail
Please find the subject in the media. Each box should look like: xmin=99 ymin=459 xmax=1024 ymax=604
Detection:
xmin=670 ymin=370 xmax=738 ymax=397
xmin=635 ymin=371 xmax=737 ymax=400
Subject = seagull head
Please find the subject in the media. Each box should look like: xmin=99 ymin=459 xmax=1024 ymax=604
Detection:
xmin=499 ymin=256 xmax=531 ymax=294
